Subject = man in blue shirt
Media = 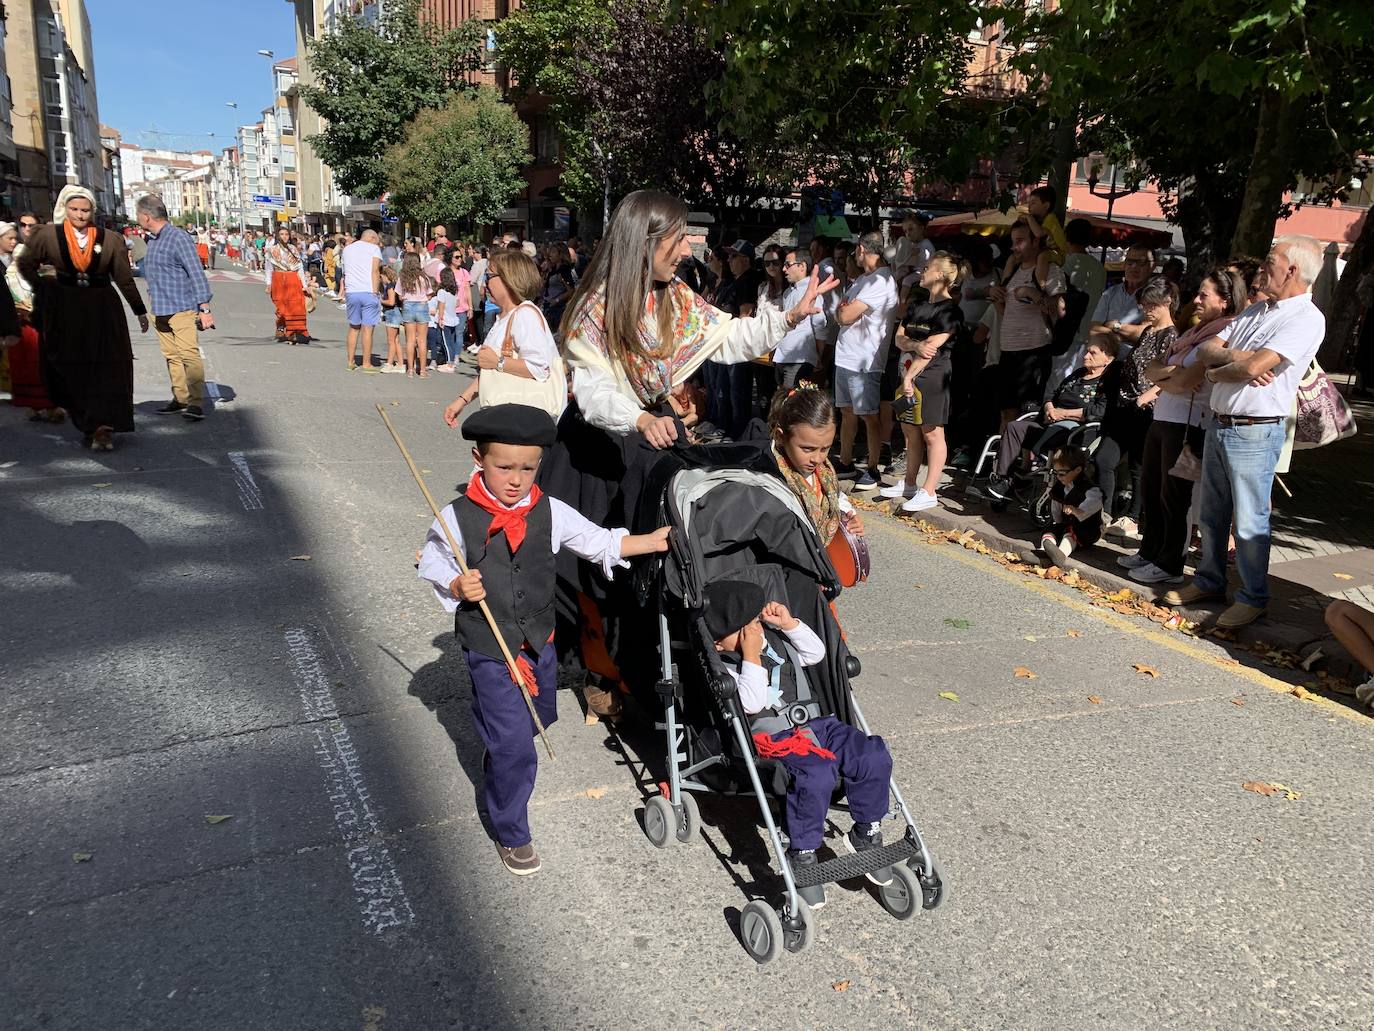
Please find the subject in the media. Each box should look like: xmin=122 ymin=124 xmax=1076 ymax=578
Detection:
xmin=135 ymin=195 xmax=213 ymax=420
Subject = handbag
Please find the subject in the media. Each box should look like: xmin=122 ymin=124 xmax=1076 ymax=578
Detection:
xmin=1168 ymin=392 xmax=1203 ymax=482
xmin=1294 ymin=360 xmax=1356 ymax=449
xmin=477 ymin=302 xmax=567 ymax=418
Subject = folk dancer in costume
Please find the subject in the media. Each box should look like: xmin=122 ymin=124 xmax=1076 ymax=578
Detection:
xmin=708 ymin=580 xmax=894 ymax=911
xmin=17 ymin=185 xmax=148 ymax=451
xmin=265 ymin=226 xmax=311 ymax=345
xmin=1 ymin=219 xmax=61 ymax=422
xmin=417 ymin=404 xmax=671 ymax=876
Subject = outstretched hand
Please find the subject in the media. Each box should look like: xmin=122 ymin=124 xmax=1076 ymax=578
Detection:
xmin=787 ymin=266 xmax=840 ymax=322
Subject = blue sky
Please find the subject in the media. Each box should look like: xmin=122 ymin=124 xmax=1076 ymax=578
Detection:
xmin=88 ymin=0 xmax=300 ymax=153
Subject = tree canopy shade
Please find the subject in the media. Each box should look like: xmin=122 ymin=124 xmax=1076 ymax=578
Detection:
xmin=299 ymin=0 xmax=484 ymax=199
xmin=381 ymin=88 xmax=530 ymax=230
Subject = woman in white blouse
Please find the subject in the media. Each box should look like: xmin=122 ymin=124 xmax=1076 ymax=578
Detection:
xmin=443 ymin=249 xmax=561 ymax=425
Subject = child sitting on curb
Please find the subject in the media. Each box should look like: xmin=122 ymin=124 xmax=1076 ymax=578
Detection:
xmin=1039 ymin=445 xmax=1104 ymax=569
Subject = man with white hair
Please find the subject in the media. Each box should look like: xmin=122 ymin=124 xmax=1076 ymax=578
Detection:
xmin=1162 ymin=235 xmax=1326 ymax=628
xmin=342 ymin=227 xmax=382 ymax=370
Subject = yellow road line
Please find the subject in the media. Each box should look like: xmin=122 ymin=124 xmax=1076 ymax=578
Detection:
xmin=866 ymin=513 xmax=1372 ymax=726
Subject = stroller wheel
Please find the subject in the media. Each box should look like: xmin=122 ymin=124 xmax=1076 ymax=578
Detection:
xmin=782 ymin=899 xmax=813 ymax=954
xmin=643 ymin=795 xmax=676 ymax=849
xmin=916 ymin=858 xmax=947 ymax=911
xmin=878 ymin=863 xmax=923 ymax=921
xmin=676 ymin=791 xmax=700 ymax=843
xmin=739 ymin=899 xmax=784 ymax=965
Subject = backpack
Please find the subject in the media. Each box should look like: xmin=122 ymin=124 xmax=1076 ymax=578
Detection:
xmin=1035 ymin=269 xmax=1089 ymax=356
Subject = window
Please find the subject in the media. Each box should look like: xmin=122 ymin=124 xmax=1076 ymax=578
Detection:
xmin=42 ymin=76 xmax=63 ymax=117
xmin=47 ymin=130 xmax=71 ymax=175
xmin=536 ymin=119 xmax=560 ymax=163
xmin=281 ymin=145 xmax=296 ymax=171
xmin=285 ymin=183 xmax=297 ymax=203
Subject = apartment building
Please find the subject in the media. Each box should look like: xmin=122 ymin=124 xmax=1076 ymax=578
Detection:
xmin=5 ymin=0 xmax=111 ymax=216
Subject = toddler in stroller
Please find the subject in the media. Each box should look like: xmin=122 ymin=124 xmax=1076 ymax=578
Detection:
xmin=643 ymin=456 xmax=943 ymax=963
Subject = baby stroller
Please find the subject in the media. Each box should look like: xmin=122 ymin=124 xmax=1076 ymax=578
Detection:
xmin=638 ymin=453 xmax=945 ymax=964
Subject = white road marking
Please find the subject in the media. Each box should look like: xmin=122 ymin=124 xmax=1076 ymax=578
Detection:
xmin=227 ymin=451 xmax=264 ymax=510
xmin=284 ymin=627 xmax=415 ymax=937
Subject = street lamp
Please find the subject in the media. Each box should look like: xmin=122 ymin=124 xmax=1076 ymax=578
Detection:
xmin=1085 ymin=158 xmax=1140 ymax=260
xmin=257 ymin=49 xmax=274 ymax=58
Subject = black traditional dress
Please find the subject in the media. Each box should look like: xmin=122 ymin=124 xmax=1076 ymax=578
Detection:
xmin=18 ymin=224 xmax=146 ymax=435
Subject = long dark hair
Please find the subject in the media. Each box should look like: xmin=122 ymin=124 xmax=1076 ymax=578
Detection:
xmin=559 ymin=189 xmax=689 ymax=360
xmin=768 ymin=384 xmax=835 ymax=437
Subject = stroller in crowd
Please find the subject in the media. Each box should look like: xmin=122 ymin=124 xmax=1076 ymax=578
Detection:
xmin=632 ymin=446 xmax=945 ymax=964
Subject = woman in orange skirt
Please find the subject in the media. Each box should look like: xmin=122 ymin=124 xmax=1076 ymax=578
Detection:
xmin=264 ymin=226 xmax=311 ymax=345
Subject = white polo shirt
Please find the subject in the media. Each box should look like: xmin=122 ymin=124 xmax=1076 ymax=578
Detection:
xmin=834 ymin=266 xmax=898 ymax=373
xmin=1210 ymin=294 xmax=1324 ymax=417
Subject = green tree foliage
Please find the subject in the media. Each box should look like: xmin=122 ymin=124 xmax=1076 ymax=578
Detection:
xmin=689 ymin=0 xmax=986 ymax=216
xmin=299 ymin=0 xmax=484 ymax=199
xmin=382 ymin=88 xmax=530 ymax=230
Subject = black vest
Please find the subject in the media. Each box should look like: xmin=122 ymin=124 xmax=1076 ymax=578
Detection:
xmin=452 ymin=494 xmax=556 ymax=660
xmin=1051 ymin=476 xmax=1103 ymax=536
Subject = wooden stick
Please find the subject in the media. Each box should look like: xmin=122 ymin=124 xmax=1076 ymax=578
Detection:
xmin=1274 ymin=473 xmax=1292 ymax=498
xmin=376 ymin=404 xmax=554 ymax=760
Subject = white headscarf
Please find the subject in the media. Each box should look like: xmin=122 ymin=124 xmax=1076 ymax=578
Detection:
xmin=53 ymin=184 xmax=97 ymax=225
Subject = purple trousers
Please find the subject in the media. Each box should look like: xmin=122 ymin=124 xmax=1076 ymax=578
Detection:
xmin=465 ymin=641 xmax=559 ymax=848
xmin=769 ymin=716 xmax=892 ymax=851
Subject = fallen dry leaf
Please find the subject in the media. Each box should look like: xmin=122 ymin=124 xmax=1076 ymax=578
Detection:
xmin=1024 ymin=635 xmax=1038 ymax=642
xmin=832 ymin=980 xmax=852 ymax=993
xmin=1013 ymin=666 xmax=1037 ymax=680
xmin=1087 ymin=695 xmax=1103 ymax=705
xmin=582 ymin=786 xmax=607 ymax=799
xmin=1066 ymin=629 xmax=1083 ymax=638
xmin=1231 ymin=697 xmax=1246 ymax=707
xmin=204 ymin=814 xmax=234 ymax=825
xmin=1333 ymin=572 xmax=1354 ymax=581
xmin=943 ymin=618 xmax=972 ymax=630
xmin=1242 ymin=780 xmax=1276 ymax=796
xmin=1289 ymin=685 xmax=1315 ymax=701
xmin=1244 ymin=780 xmax=1300 ymax=800
xmin=937 ymin=691 xmax=960 ymax=702
xmin=72 ymin=852 xmax=93 ymax=863
xmin=92 ymin=482 xmax=112 ymax=488
xmin=290 ymin=555 xmax=312 ymax=562
xmin=1133 ymin=663 xmax=1161 ymax=678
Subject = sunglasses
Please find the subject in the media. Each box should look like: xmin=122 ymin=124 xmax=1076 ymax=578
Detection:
xmin=1053 ymin=468 xmax=1080 ymax=478
xmin=763 ymin=260 xmax=782 ymax=267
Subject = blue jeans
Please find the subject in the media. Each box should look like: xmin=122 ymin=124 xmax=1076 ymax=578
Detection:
xmin=1193 ymin=421 xmax=1285 ymax=608
xmin=440 ymin=320 xmax=465 ymax=363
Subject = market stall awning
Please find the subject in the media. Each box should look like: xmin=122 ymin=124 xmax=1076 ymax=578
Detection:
xmin=926 ymin=209 xmax=1172 ymax=248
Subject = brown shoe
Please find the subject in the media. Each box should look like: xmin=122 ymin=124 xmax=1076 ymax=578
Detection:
xmin=582 ymin=682 xmax=623 ymax=719
xmin=1217 ymin=602 xmax=1266 ymax=629
xmin=1161 ymin=583 xmax=1225 ymax=608
xmin=91 ymin=426 xmax=114 ymax=452
xmin=497 ymin=843 xmax=541 ymax=876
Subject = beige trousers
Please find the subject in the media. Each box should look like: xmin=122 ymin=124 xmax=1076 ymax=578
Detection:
xmin=155 ymin=311 xmax=204 ymax=407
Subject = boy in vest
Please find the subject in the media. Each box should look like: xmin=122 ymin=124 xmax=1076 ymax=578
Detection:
xmin=418 ymin=403 xmax=671 ymax=876
xmin=1039 ymin=445 xmax=1104 ymax=569
xmin=706 ymin=580 xmax=894 ymax=909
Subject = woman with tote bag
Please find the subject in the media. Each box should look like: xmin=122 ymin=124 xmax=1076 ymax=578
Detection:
xmin=443 ymin=249 xmax=566 ymax=426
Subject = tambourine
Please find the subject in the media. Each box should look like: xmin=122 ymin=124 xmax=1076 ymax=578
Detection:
xmin=826 ymin=521 xmax=870 ymax=588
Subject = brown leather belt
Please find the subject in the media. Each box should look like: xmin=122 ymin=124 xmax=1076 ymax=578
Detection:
xmin=1215 ymin=414 xmax=1282 ymax=426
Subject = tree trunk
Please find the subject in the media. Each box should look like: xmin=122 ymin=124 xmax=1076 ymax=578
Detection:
xmin=1317 ymin=209 xmax=1374 ymax=370
xmin=1231 ymin=88 xmax=1301 ymax=259
xmin=1046 ymin=112 xmax=1076 ymax=220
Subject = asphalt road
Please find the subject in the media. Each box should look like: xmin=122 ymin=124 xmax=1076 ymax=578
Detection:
xmin=3 ymin=277 xmax=1371 ymax=1031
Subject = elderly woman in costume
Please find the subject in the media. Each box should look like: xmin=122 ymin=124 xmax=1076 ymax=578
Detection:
xmin=0 ymin=220 xmax=61 ymax=422
xmin=541 ymin=189 xmax=835 ymax=716
xmin=18 ymin=186 xmax=148 ymax=451
xmin=265 ymin=225 xmax=312 ymax=345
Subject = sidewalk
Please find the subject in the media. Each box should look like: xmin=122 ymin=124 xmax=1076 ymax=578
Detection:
xmin=856 ymin=393 xmax=1374 ymax=694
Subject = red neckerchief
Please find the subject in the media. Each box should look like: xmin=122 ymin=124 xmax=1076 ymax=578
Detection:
xmin=464 ymin=470 xmax=542 ymax=553
xmin=752 ymin=728 xmax=837 ymax=761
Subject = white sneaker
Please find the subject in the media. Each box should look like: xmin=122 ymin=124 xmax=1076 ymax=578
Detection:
xmin=1355 ymin=676 xmax=1374 ymax=708
xmin=1129 ymin=561 xmax=1184 ymax=585
xmin=1105 ymin=517 xmax=1140 ymax=541
xmin=879 ymin=482 xmax=916 ymax=500
xmin=1042 ymin=535 xmax=1075 ymax=568
xmin=1117 ymin=552 xmax=1151 ymax=570
xmin=900 ymin=488 xmax=938 ymax=513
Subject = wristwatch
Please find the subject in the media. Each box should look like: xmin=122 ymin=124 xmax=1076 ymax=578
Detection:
xmin=496 ymin=355 xmax=507 ymax=373
xmin=1110 ymin=320 xmax=1123 ymax=334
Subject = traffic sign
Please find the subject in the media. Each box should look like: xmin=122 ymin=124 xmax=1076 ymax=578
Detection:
xmin=252 ymin=194 xmax=285 ymax=206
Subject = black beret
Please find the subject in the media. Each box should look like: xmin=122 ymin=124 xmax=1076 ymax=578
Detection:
xmin=461 ymin=404 xmax=558 ymax=447
xmin=703 ymin=579 xmax=766 ymax=641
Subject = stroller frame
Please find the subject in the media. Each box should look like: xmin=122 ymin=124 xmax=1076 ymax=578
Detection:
xmin=642 ymin=466 xmax=945 ymax=964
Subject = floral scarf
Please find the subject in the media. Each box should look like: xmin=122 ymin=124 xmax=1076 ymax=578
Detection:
xmin=772 ymin=443 xmax=841 ymax=545
xmin=569 ymin=278 xmax=727 ymax=405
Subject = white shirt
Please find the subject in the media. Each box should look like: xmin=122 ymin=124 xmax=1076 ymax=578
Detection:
xmin=959 ymin=270 xmax=998 ymax=326
xmin=435 ymin=289 xmax=460 ymax=327
xmin=1091 ymin=282 xmax=1144 ymax=327
xmin=1000 ymin=264 xmax=1063 ymax=353
xmin=341 ymin=240 xmax=381 ymax=296
xmin=772 ymin=279 xmax=825 ymax=366
xmin=1211 ymin=294 xmax=1324 ymax=417
xmin=481 ymin=301 xmax=556 ymax=381
xmin=814 ymin=257 xmax=839 ymax=344
xmin=894 ymin=236 xmax=934 ymax=277
xmin=418 ymin=492 xmax=630 ymax=614
xmin=1063 ymin=253 xmax=1106 ymax=343
xmin=1151 ymin=342 xmax=1212 ymax=426
xmin=834 ymin=266 xmax=899 ymax=373
xmin=719 ymin=619 xmax=827 ymax=715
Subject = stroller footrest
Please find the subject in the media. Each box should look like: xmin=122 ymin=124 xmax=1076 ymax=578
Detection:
xmin=793 ymin=837 xmax=919 ymax=888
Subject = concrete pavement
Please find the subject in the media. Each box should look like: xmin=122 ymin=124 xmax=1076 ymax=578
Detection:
xmin=2 ymin=281 xmax=1371 ymax=1029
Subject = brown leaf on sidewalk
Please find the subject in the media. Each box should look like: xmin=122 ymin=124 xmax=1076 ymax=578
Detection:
xmin=1231 ymin=697 xmax=1245 ymax=707
xmin=1087 ymin=695 xmax=1103 ymax=705
xmin=1289 ymin=685 xmax=1315 ymax=701
xmin=1242 ymin=780 xmax=1276 ymax=796
xmin=1133 ymin=663 xmax=1161 ymax=678
xmin=1013 ymin=666 xmax=1037 ymax=680
xmin=938 ymin=691 xmax=960 ymax=702
xmin=582 ymin=786 xmax=607 ymax=799
xmin=1333 ymin=572 xmax=1354 ymax=580
xmin=204 ymin=814 xmax=234 ymax=825
xmin=1066 ymin=629 xmax=1083 ymax=638
xmin=832 ymin=980 xmax=852 ymax=992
